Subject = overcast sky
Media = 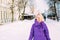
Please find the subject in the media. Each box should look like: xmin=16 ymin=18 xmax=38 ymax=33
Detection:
xmin=29 ymin=0 xmax=49 ymax=13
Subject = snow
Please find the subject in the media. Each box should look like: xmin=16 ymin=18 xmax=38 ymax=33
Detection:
xmin=0 ymin=19 xmax=34 ymax=40
xmin=46 ymin=19 xmax=60 ymax=40
xmin=0 ymin=19 xmax=60 ymax=40
xmin=0 ymin=0 xmax=60 ymax=40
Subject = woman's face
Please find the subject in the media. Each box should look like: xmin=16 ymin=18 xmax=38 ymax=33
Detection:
xmin=35 ymin=12 xmax=44 ymax=22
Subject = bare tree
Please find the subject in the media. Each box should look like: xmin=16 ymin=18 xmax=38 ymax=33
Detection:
xmin=10 ymin=0 xmax=14 ymax=22
xmin=49 ymin=0 xmax=60 ymax=21
xmin=18 ymin=0 xmax=24 ymax=20
xmin=18 ymin=0 xmax=28 ymax=20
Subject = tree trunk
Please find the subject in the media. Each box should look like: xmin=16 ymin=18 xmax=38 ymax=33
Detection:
xmin=11 ymin=0 xmax=14 ymax=22
xmin=54 ymin=1 xmax=58 ymax=21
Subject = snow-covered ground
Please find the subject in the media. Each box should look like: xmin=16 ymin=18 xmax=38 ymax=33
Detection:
xmin=0 ymin=19 xmax=60 ymax=40
xmin=0 ymin=19 xmax=34 ymax=40
xmin=46 ymin=19 xmax=60 ymax=40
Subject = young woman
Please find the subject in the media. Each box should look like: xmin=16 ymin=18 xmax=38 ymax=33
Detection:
xmin=29 ymin=12 xmax=50 ymax=40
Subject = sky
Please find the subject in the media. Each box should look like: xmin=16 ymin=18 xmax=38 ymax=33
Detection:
xmin=34 ymin=0 xmax=49 ymax=13
xmin=25 ymin=0 xmax=49 ymax=15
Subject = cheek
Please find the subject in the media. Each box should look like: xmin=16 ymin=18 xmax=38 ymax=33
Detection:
xmin=37 ymin=16 xmax=40 ymax=19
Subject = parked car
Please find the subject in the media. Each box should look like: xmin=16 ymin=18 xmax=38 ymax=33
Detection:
xmin=20 ymin=13 xmax=47 ymax=21
xmin=47 ymin=13 xmax=56 ymax=20
xmin=20 ymin=13 xmax=35 ymax=20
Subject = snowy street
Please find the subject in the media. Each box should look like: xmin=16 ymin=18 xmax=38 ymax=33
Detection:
xmin=0 ymin=0 xmax=60 ymax=40
xmin=0 ymin=19 xmax=60 ymax=40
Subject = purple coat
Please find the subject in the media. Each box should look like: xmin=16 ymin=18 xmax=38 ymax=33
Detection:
xmin=29 ymin=19 xmax=50 ymax=40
